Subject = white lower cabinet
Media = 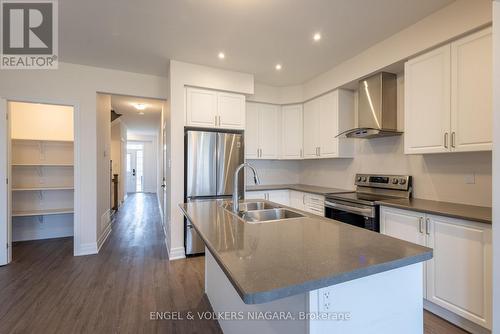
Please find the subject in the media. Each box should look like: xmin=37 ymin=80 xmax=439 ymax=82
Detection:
xmin=245 ymin=189 xmax=324 ymax=216
xmin=267 ymin=190 xmax=290 ymax=206
xmin=380 ymin=206 xmax=492 ymax=330
xmin=244 ymin=190 xmax=289 ymax=206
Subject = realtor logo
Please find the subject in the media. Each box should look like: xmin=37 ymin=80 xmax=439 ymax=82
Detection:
xmin=1 ymin=0 xmax=58 ymax=69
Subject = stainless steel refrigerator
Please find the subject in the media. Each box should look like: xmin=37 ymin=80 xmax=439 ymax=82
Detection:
xmin=184 ymin=130 xmax=244 ymax=255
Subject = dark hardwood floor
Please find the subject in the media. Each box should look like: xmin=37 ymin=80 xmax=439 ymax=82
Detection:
xmin=0 ymin=193 xmax=468 ymax=334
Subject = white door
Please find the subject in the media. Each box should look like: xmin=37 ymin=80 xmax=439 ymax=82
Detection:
xmin=245 ymin=102 xmax=259 ymax=159
xmin=126 ymin=151 xmax=137 ymax=193
xmin=303 ymin=99 xmax=319 ymax=158
xmin=450 ymin=28 xmax=492 ymax=152
xmin=318 ymin=91 xmax=338 ymax=158
xmin=404 ymin=45 xmax=451 ymax=154
xmin=185 ymin=87 xmax=218 ymax=128
xmin=281 ymin=104 xmax=303 ymax=159
xmin=259 ymin=104 xmax=280 ymax=159
xmin=218 ymin=92 xmax=245 ymax=130
xmin=426 ymin=215 xmax=492 ymax=329
xmin=0 ymin=98 xmax=10 ymax=265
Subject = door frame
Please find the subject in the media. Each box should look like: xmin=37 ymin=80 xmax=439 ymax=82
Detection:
xmin=0 ymin=96 xmax=81 ymax=259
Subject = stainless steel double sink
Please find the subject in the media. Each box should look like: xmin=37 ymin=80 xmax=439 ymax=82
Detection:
xmin=222 ymin=201 xmax=305 ymax=223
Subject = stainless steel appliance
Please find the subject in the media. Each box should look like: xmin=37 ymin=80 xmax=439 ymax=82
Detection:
xmin=337 ymin=72 xmax=402 ymax=139
xmin=325 ymin=174 xmax=412 ymax=232
xmin=184 ymin=130 xmax=244 ymax=255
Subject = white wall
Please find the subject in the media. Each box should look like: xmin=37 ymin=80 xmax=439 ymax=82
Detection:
xmin=245 ymin=160 xmax=300 ymax=185
xmin=492 ymin=1 xmax=500 ymax=332
xmin=10 ymin=102 xmax=74 ymax=141
xmin=0 ymin=62 xmax=167 ymax=255
xmin=96 ymin=93 xmax=112 ymax=247
xmin=111 ymin=119 xmax=127 ymax=205
xmin=167 ymin=60 xmax=253 ymax=259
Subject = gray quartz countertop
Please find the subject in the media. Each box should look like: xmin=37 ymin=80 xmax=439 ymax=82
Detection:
xmin=179 ymin=199 xmax=433 ymax=305
xmin=246 ymin=183 xmax=350 ymax=195
xmin=377 ymin=198 xmax=492 ymax=224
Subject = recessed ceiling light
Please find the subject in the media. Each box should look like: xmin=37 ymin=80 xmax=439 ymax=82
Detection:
xmin=134 ymin=103 xmax=146 ymax=110
xmin=313 ymin=32 xmax=321 ymax=42
xmin=138 ymin=112 xmax=145 ymax=115
xmin=275 ymin=64 xmax=282 ymax=71
xmin=218 ymin=52 xmax=225 ymax=59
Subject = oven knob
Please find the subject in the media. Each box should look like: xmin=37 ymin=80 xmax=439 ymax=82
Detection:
xmin=399 ymin=178 xmax=407 ymax=185
xmin=361 ymin=177 xmax=367 ymax=182
xmin=392 ymin=178 xmax=399 ymax=184
xmin=356 ymin=176 xmax=362 ymax=182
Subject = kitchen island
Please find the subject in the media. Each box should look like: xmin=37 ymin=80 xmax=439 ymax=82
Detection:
xmin=180 ymin=199 xmax=433 ymax=334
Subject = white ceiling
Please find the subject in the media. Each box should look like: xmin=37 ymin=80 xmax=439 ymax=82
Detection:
xmin=60 ymin=0 xmax=454 ymax=86
xmin=111 ymin=95 xmax=163 ymax=136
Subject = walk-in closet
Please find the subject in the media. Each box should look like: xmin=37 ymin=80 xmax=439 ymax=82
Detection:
xmin=9 ymin=102 xmax=74 ymax=246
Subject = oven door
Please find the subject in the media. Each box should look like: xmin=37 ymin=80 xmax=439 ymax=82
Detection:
xmin=324 ymin=199 xmax=379 ymax=232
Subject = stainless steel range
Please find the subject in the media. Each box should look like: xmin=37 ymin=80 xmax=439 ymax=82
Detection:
xmin=325 ymin=174 xmax=412 ymax=232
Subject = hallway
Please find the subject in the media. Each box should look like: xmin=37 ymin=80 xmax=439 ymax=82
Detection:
xmin=0 ymin=193 xmax=221 ymax=333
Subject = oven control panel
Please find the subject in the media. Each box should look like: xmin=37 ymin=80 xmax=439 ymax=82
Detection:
xmin=355 ymin=174 xmax=411 ymax=190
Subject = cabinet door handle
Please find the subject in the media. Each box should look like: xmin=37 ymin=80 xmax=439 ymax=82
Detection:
xmin=300 ymin=149 xmax=303 ymax=158
xmin=215 ymin=115 xmax=218 ymax=126
xmin=444 ymin=132 xmax=449 ymax=149
xmin=451 ymin=132 xmax=456 ymax=148
xmin=425 ymin=218 xmax=431 ymax=235
xmin=419 ymin=217 xmax=424 ymax=234
xmin=318 ymin=147 xmax=321 ymax=156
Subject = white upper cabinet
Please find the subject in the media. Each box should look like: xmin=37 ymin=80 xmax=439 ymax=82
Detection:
xmin=245 ymin=102 xmax=279 ymax=160
xmin=186 ymin=87 xmax=218 ymax=128
xmin=245 ymin=102 xmax=259 ymax=159
xmin=451 ymin=28 xmax=492 ymax=152
xmin=404 ymin=28 xmax=492 ymax=154
xmin=281 ymin=104 xmax=303 ymax=159
xmin=217 ymin=92 xmax=246 ymax=129
xmin=259 ymin=104 xmax=280 ymax=159
xmin=185 ymin=87 xmax=245 ymax=130
xmin=404 ymin=45 xmax=451 ymax=154
xmin=303 ymin=98 xmax=320 ymax=158
xmin=303 ymin=89 xmax=354 ymax=159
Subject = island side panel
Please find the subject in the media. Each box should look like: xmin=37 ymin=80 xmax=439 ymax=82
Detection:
xmin=308 ymin=263 xmax=424 ymax=334
xmin=205 ymin=248 xmax=308 ymax=334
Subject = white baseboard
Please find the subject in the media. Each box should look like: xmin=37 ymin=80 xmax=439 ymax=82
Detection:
xmin=168 ymin=246 xmax=185 ymax=260
xmin=75 ymin=242 xmax=98 ymax=256
xmin=97 ymin=222 xmax=112 ymax=252
xmin=424 ymin=300 xmax=490 ymax=334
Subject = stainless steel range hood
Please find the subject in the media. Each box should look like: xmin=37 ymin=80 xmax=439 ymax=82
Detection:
xmin=337 ymin=72 xmax=402 ymax=139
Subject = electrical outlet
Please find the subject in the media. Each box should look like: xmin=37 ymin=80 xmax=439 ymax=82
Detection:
xmin=320 ymin=289 xmax=332 ymax=312
xmin=464 ymin=173 xmax=475 ymax=184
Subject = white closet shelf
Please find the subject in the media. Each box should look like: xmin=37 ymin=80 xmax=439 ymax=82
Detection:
xmin=12 ymin=138 xmax=73 ymax=143
xmin=12 ymin=208 xmax=74 ymax=217
xmin=12 ymin=163 xmax=74 ymax=167
xmin=12 ymin=186 xmax=74 ymax=191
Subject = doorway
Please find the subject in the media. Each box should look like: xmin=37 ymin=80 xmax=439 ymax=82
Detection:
xmin=0 ymin=100 xmax=76 ymax=266
xmin=127 ymin=143 xmax=145 ymax=193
